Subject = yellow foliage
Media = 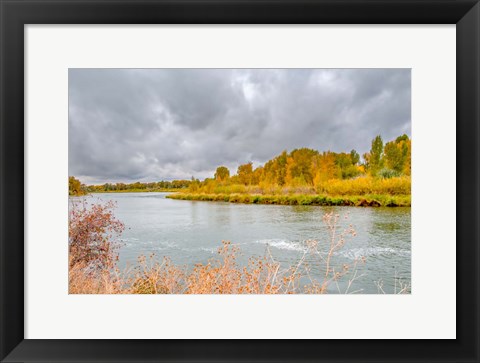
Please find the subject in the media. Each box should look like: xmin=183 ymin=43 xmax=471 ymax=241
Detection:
xmin=316 ymin=176 xmax=410 ymax=196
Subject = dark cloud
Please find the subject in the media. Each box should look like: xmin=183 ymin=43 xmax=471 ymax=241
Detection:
xmin=69 ymin=68 xmax=411 ymax=184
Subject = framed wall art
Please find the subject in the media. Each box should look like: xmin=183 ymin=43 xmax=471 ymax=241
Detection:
xmin=1 ymin=0 xmax=479 ymax=362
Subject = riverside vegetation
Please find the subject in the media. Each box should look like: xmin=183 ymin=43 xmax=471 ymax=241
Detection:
xmin=68 ymin=199 xmax=410 ymax=294
xmin=70 ymin=134 xmax=411 ymax=207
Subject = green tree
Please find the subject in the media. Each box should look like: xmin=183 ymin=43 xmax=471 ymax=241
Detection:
xmin=384 ymin=141 xmax=403 ymax=173
xmin=335 ymin=152 xmax=352 ymax=170
xmin=395 ymin=134 xmax=409 ymax=143
xmin=350 ymin=149 xmax=360 ymax=165
xmin=368 ymin=135 xmax=384 ymax=176
xmin=384 ymin=135 xmax=410 ymax=174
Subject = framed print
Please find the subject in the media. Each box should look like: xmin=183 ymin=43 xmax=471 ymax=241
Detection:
xmin=67 ymin=67 xmax=413 ymax=296
xmin=1 ymin=0 xmax=479 ymax=362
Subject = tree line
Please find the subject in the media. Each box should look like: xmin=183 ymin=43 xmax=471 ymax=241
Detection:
xmin=195 ymin=134 xmax=410 ymax=190
xmin=69 ymin=134 xmax=410 ymax=196
xmin=69 ymin=178 xmax=192 ymax=195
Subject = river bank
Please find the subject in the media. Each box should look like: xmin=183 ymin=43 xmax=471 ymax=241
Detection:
xmin=166 ymin=192 xmax=410 ymax=207
xmin=89 ymin=188 xmax=184 ymax=193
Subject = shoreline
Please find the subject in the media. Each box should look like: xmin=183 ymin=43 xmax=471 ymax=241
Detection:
xmin=89 ymin=188 xmax=183 ymax=194
xmin=166 ymin=192 xmax=410 ymax=207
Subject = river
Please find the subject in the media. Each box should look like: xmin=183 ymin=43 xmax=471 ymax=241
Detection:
xmin=73 ymin=192 xmax=411 ymax=294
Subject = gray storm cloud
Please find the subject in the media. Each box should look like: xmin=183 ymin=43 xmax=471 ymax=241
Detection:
xmin=69 ymin=68 xmax=411 ymax=184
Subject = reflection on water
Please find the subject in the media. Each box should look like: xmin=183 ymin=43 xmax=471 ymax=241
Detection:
xmin=71 ymin=192 xmax=411 ymax=294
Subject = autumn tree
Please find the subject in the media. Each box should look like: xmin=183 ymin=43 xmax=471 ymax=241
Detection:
xmin=403 ymin=138 xmax=412 ymax=176
xmin=189 ymin=176 xmax=200 ymax=192
xmin=214 ymin=166 xmax=230 ymax=182
xmin=263 ymin=151 xmax=288 ymax=186
xmin=312 ymin=152 xmax=340 ymax=185
xmin=284 ymin=148 xmax=318 ymax=186
xmin=237 ymin=162 xmax=254 ymax=185
xmin=384 ymin=134 xmax=411 ymax=174
xmin=69 ymin=176 xmax=86 ymax=196
xmin=252 ymin=166 xmax=264 ymax=185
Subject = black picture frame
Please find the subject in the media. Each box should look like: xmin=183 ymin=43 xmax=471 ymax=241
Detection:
xmin=1 ymin=0 xmax=479 ymax=362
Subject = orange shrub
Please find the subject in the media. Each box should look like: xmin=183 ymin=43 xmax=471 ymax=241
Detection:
xmin=69 ymin=200 xmax=124 ymax=271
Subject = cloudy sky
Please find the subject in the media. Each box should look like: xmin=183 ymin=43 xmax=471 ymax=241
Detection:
xmin=69 ymin=69 xmax=410 ymax=184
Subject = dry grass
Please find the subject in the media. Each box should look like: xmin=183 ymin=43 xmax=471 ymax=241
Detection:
xmin=186 ymin=176 xmax=410 ymax=197
xmin=68 ymin=256 xmax=124 ymax=294
xmin=315 ymin=176 xmax=411 ymax=196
